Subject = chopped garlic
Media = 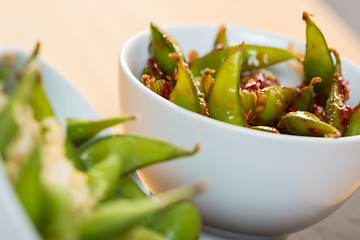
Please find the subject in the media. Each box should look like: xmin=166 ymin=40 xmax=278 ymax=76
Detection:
xmin=41 ymin=117 xmax=95 ymax=217
xmin=5 ymin=103 xmax=41 ymax=182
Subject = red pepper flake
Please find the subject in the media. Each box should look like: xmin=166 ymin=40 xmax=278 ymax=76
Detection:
xmin=308 ymin=127 xmax=320 ymax=135
xmin=244 ymin=81 xmax=258 ymax=90
xmin=288 ymin=107 xmax=296 ymax=112
xmin=353 ymin=103 xmax=360 ymax=112
xmin=163 ymin=35 xmax=170 ymax=43
xmin=162 ymin=80 xmax=172 ymax=100
xmin=338 ymin=105 xmax=353 ymax=127
xmin=338 ymin=75 xmax=350 ymax=101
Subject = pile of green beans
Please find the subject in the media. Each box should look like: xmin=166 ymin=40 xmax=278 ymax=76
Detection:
xmin=0 ymin=44 xmax=203 ymax=240
xmin=142 ymin=12 xmax=360 ymax=138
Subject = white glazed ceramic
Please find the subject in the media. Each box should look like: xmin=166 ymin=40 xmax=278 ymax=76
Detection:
xmin=119 ymin=24 xmax=360 ymax=238
xmin=0 ymin=46 xmax=100 ymax=240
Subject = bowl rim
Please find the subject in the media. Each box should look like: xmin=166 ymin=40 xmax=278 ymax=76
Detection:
xmin=119 ymin=23 xmax=360 ymax=145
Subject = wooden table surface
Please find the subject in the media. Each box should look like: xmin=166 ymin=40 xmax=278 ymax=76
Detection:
xmin=1 ymin=0 xmax=360 ymax=239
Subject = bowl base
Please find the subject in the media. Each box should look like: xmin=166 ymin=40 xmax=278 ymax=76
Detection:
xmin=203 ymin=225 xmax=288 ymax=240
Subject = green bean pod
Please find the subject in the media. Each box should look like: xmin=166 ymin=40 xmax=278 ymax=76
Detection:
xmin=248 ymin=86 xmax=292 ymax=126
xmin=290 ymin=77 xmax=321 ymax=111
xmin=78 ymin=134 xmax=199 ymax=175
xmin=238 ymin=89 xmax=256 ymax=115
xmin=150 ymin=22 xmax=186 ymax=76
xmin=207 ymin=43 xmax=247 ymax=127
xmin=79 ymin=183 xmax=204 ymax=240
xmin=344 ymin=105 xmax=360 ymax=136
xmin=250 ymin=125 xmax=280 ymax=134
xmin=277 ymin=111 xmax=341 ymax=137
xmin=189 ymin=45 xmax=298 ymax=78
xmin=169 ymin=53 xmax=207 ymax=115
xmin=87 ymin=154 xmax=122 ymax=201
xmin=303 ymin=12 xmax=334 ymax=104
xmin=67 ymin=115 xmax=135 ymax=147
xmin=145 ymin=201 xmax=201 ymax=240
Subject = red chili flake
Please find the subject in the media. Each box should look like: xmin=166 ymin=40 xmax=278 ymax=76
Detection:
xmin=338 ymin=105 xmax=353 ymax=127
xmin=162 ymin=80 xmax=172 ymax=100
xmin=308 ymin=127 xmax=321 ymax=135
xmin=163 ymin=35 xmax=170 ymax=43
xmin=288 ymin=107 xmax=296 ymax=112
xmin=353 ymin=104 xmax=360 ymax=112
xmin=244 ymin=112 xmax=249 ymax=120
xmin=338 ymin=75 xmax=350 ymax=101
xmin=244 ymin=81 xmax=258 ymax=90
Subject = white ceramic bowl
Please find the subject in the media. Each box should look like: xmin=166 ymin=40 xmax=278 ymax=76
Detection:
xmin=0 ymin=46 xmax=100 ymax=240
xmin=119 ymin=24 xmax=360 ymax=238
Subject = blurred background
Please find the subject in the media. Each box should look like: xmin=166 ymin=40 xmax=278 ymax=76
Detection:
xmin=0 ymin=0 xmax=359 ymax=239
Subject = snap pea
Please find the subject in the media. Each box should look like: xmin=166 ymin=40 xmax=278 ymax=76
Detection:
xmin=114 ymin=175 xmax=147 ymax=199
xmin=66 ymin=137 xmax=86 ymax=171
xmin=42 ymin=187 xmax=76 ymax=240
xmin=169 ymin=53 xmax=207 ymax=115
xmin=150 ymin=22 xmax=186 ymax=76
xmin=207 ymin=43 xmax=247 ymax=127
xmin=324 ymin=49 xmax=351 ymax=135
xmin=189 ymin=46 xmax=231 ymax=78
xmin=14 ymin=144 xmax=44 ymax=229
xmin=67 ymin=115 xmax=135 ymax=147
xmin=344 ymin=105 xmax=360 ymax=136
xmin=242 ymin=44 xmax=299 ymax=72
xmin=238 ymin=89 xmax=256 ymax=115
xmin=303 ymin=12 xmax=334 ymax=104
xmin=250 ymin=125 xmax=280 ymax=134
xmin=80 ymin=183 xmax=204 ymax=240
xmin=277 ymin=111 xmax=340 ymax=137
xmin=214 ymin=25 xmax=228 ymax=47
xmin=30 ymin=83 xmax=54 ymax=121
xmin=144 ymin=201 xmax=201 ymax=240
xmin=78 ymin=134 xmax=199 ymax=174
xmin=142 ymin=62 xmax=162 ymax=80
xmin=290 ymin=77 xmax=321 ymax=111
xmin=248 ymin=86 xmax=292 ymax=126
xmin=199 ymin=68 xmax=215 ymax=100
xmin=141 ymin=74 xmax=172 ymax=99
xmin=189 ymin=44 xmax=298 ymax=78
xmin=0 ymin=60 xmax=39 ymax=157
xmin=87 ymin=154 xmax=122 ymax=201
